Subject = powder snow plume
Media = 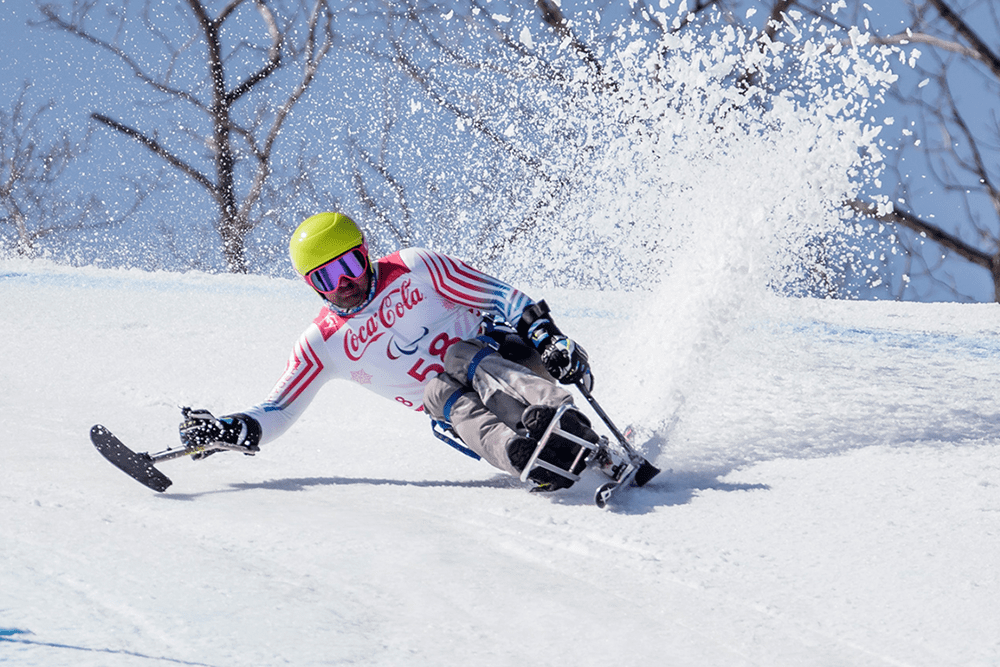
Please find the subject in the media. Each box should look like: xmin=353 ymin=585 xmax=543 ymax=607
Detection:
xmin=498 ymin=4 xmax=898 ymax=439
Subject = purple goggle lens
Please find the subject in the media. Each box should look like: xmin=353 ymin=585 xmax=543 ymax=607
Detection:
xmin=307 ymin=248 xmax=368 ymax=293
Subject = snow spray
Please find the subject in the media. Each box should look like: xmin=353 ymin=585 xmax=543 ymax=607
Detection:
xmin=498 ymin=3 xmax=898 ymax=442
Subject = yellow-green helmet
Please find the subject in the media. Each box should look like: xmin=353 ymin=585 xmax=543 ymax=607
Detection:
xmin=289 ymin=212 xmax=366 ymax=277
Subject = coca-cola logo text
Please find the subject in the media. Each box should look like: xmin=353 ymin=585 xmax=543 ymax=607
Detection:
xmin=343 ymin=280 xmax=425 ymax=361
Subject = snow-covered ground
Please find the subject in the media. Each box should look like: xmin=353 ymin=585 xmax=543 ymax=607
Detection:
xmin=2 ymin=259 xmax=999 ymax=666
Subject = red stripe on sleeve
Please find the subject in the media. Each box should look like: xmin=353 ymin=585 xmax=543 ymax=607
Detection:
xmin=419 ymin=251 xmax=495 ymax=309
xmin=268 ymin=338 xmax=324 ymax=408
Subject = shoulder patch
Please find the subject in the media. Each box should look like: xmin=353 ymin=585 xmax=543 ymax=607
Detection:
xmin=314 ymin=307 xmax=347 ymax=341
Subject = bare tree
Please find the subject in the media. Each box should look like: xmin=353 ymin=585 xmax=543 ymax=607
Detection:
xmin=740 ymin=0 xmax=1000 ymax=301
xmin=35 ymin=0 xmax=334 ymax=273
xmin=338 ymin=0 xmax=717 ymax=260
xmin=344 ymin=0 xmax=582 ymax=254
xmin=0 ymin=82 xmax=145 ymax=258
xmin=858 ymin=0 xmax=1000 ymax=301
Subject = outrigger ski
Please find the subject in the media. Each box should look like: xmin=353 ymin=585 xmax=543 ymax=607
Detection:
xmin=90 ymin=424 xmax=240 ymax=492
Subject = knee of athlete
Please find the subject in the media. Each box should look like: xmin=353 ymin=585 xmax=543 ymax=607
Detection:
xmin=443 ymin=339 xmax=482 ymax=376
xmin=422 ymin=372 xmax=463 ymax=419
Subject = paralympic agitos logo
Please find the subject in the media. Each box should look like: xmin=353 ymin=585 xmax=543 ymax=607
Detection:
xmin=343 ymin=280 xmax=425 ymax=361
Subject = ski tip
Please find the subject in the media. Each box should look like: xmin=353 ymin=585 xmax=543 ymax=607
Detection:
xmin=634 ymin=460 xmax=661 ymax=488
xmin=90 ymin=424 xmax=173 ymax=493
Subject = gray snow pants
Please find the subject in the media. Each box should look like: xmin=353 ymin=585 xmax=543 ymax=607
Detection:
xmin=422 ymin=338 xmax=573 ymax=476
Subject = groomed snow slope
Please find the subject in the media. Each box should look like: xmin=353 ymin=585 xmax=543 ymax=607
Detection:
xmin=2 ymin=260 xmax=999 ymax=666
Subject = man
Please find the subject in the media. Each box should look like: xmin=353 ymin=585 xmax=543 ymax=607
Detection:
xmin=180 ymin=212 xmax=600 ymax=490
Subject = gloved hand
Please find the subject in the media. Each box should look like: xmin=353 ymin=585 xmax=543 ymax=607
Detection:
xmin=540 ymin=336 xmax=593 ymax=389
xmin=517 ymin=300 xmax=593 ymax=390
xmin=179 ymin=407 xmax=261 ymax=460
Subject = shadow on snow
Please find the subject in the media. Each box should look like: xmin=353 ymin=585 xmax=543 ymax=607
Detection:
xmin=159 ymin=469 xmax=770 ymax=515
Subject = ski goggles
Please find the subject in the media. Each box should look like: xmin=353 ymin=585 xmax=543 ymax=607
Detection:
xmin=305 ymin=247 xmax=369 ymax=294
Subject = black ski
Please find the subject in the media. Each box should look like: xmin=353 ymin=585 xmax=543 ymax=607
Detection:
xmin=90 ymin=425 xmax=173 ymax=492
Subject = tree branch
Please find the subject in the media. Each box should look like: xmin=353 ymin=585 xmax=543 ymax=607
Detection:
xmin=227 ymin=1 xmax=284 ymax=104
xmin=847 ymin=198 xmax=994 ymax=271
xmin=762 ymin=0 xmax=795 ymax=42
xmin=390 ymin=40 xmax=544 ymax=173
xmin=216 ymin=0 xmax=248 ymax=25
xmin=926 ymin=0 xmax=1000 ymax=81
xmin=90 ymin=113 xmax=216 ymax=193
xmin=35 ymin=4 xmax=209 ymax=113
xmin=237 ymin=0 xmax=333 ymax=224
xmin=535 ymin=0 xmax=605 ymax=81
xmin=870 ymin=31 xmax=984 ymax=61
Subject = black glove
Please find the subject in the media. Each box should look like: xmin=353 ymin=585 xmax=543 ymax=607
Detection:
xmin=179 ymin=407 xmax=261 ymax=460
xmin=540 ymin=335 xmax=592 ymax=388
xmin=517 ymin=300 xmax=593 ymax=389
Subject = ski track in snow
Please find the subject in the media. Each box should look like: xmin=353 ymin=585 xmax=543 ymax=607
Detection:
xmin=2 ymin=263 xmax=1000 ymax=666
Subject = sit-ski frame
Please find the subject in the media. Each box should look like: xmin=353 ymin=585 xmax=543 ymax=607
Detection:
xmin=518 ymin=382 xmax=653 ymax=487
xmin=517 ymin=403 xmax=603 ymax=484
